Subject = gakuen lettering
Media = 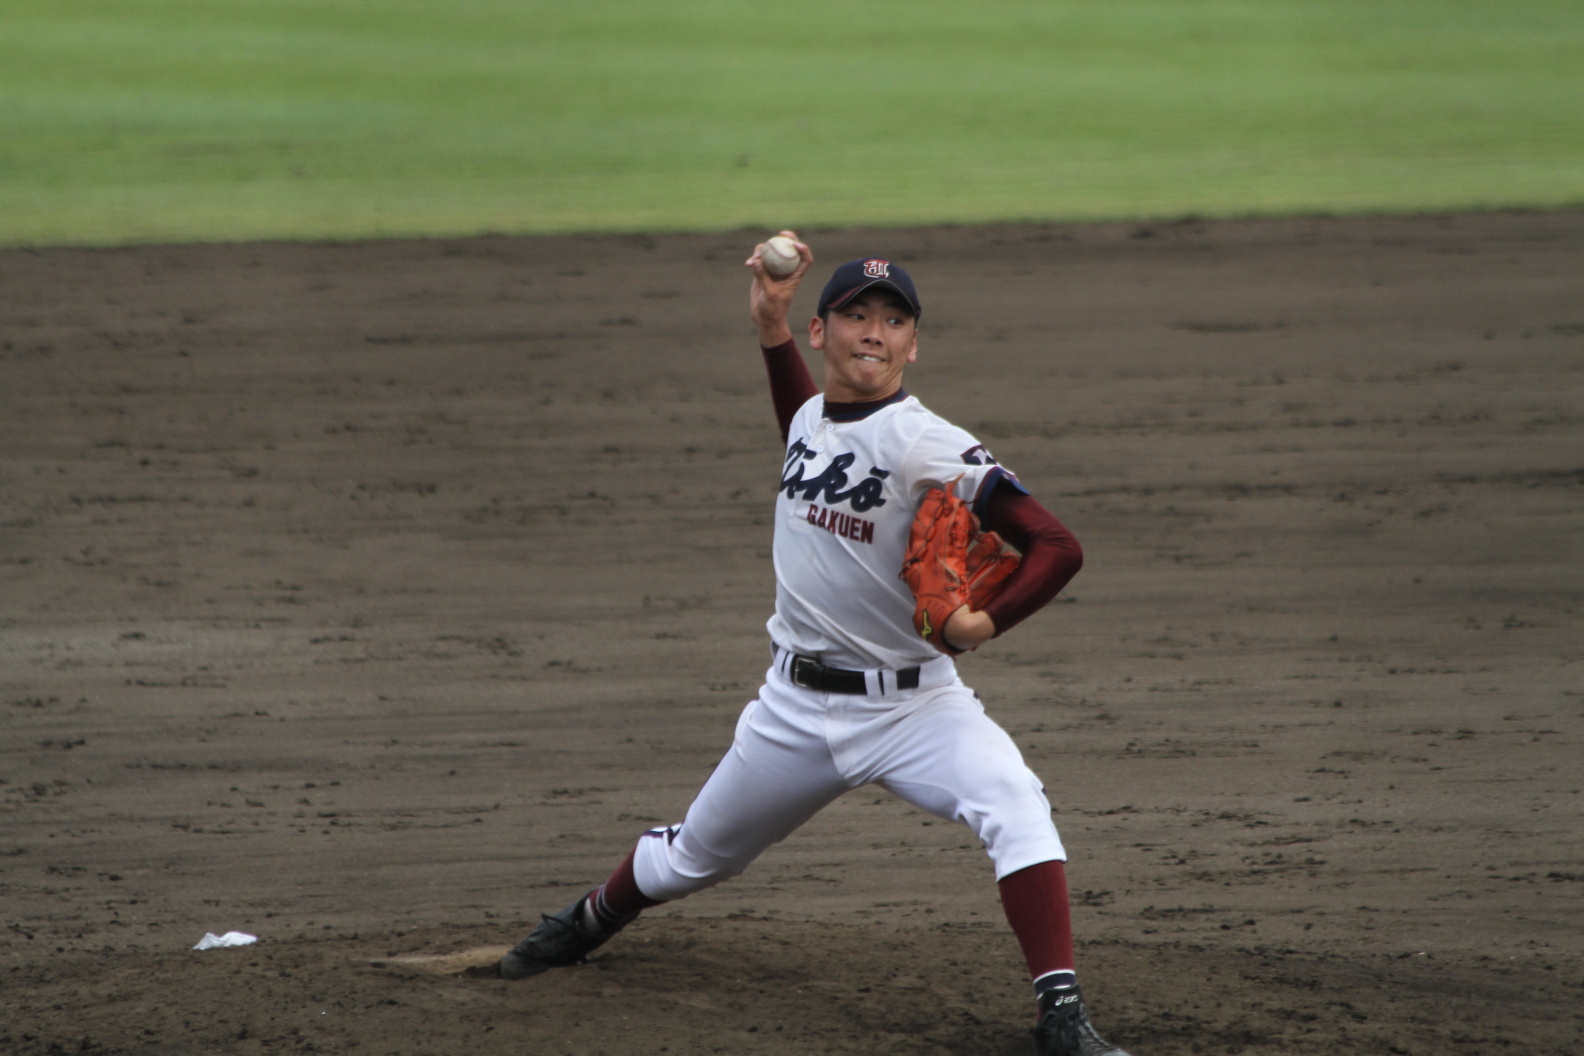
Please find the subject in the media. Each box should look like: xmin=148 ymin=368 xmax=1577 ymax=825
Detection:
xmin=806 ymin=503 xmax=876 ymax=544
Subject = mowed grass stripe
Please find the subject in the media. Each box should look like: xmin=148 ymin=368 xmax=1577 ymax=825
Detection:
xmin=2 ymin=0 xmax=1581 ymax=245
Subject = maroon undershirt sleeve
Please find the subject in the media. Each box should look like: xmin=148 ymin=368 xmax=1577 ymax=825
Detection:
xmin=978 ymin=485 xmax=1084 ymax=636
xmin=760 ymin=338 xmax=819 ymax=443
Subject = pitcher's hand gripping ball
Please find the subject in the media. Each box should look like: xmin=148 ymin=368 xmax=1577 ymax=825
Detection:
xmin=900 ymin=486 xmax=1021 ymax=654
xmin=759 ymin=235 xmax=800 ymax=277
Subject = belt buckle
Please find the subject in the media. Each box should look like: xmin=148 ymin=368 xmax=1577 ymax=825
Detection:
xmin=790 ymin=655 xmax=820 ymax=689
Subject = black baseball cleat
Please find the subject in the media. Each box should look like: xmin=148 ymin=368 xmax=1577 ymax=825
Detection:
xmin=499 ymin=892 xmax=633 ymax=981
xmin=1033 ymin=985 xmax=1131 ymax=1056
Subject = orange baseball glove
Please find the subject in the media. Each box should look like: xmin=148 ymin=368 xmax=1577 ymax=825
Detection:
xmin=899 ymin=485 xmax=1021 ymax=655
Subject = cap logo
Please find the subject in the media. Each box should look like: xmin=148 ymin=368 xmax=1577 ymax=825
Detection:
xmin=863 ymin=259 xmax=890 ymax=279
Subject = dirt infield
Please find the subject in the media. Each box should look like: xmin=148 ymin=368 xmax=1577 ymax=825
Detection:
xmin=3 ymin=212 xmax=1581 ymax=1056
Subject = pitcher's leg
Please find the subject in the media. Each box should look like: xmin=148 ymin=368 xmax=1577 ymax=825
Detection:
xmin=503 ymin=682 xmax=846 ymax=980
xmin=874 ymin=689 xmax=1065 ymax=878
xmin=867 ymin=689 xmax=1127 ymax=1053
xmin=633 ymin=687 xmax=850 ymax=902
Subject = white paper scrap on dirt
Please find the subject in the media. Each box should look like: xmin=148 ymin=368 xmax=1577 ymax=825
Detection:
xmin=193 ymin=931 xmax=258 ymax=950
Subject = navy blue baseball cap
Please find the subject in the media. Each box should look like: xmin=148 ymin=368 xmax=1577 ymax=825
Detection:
xmin=816 ymin=257 xmax=922 ymax=320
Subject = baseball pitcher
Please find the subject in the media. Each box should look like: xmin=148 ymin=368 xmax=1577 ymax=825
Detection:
xmin=497 ymin=233 xmax=1131 ymax=1056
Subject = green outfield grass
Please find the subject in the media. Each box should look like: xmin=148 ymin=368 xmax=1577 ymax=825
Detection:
xmin=2 ymin=0 xmax=1581 ymax=245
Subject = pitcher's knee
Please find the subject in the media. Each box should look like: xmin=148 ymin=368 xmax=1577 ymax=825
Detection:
xmin=959 ymin=771 xmax=1065 ymax=875
xmin=981 ymin=812 xmax=1066 ymax=873
xmin=632 ymin=824 xmax=748 ymax=902
xmin=968 ymin=765 xmax=1052 ymax=822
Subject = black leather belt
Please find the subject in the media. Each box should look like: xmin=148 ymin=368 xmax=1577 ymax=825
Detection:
xmin=787 ymin=653 xmax=920 ymax=695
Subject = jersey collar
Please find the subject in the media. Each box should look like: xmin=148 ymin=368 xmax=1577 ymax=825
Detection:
xmin=823 ymin=388 xmax=908 ymax=423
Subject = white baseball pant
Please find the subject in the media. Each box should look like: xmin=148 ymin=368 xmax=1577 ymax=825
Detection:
xmin=632 ymin=651 xmax=1066 ymax=903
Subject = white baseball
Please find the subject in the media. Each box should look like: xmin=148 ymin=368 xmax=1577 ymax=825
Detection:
xmin=760 ymin=235 xmax=800 ymax=277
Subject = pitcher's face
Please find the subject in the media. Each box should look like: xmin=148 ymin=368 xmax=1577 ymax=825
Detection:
xmin=809 ymin=290 xmax=918 ymax=403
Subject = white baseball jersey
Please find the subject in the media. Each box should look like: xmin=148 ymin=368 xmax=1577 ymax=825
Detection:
xmin=767 ymin=392 xmax=1012 ymax=671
